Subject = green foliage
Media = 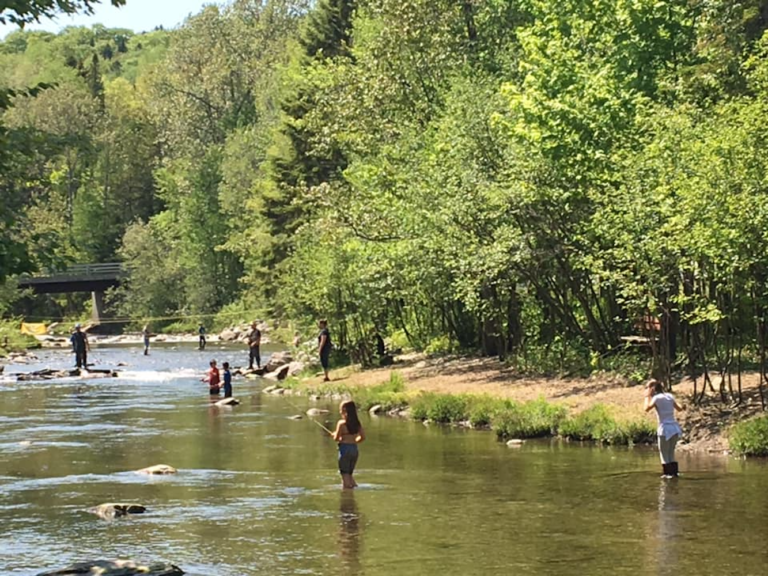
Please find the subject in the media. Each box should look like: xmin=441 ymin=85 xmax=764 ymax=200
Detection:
xmin=0 ymin=1 xmax=125 ymax=26
xmin=491 ymin=399 xmax=568 ymax=439
xmin=558 ymin=405 xmax=655 ymax=445
xmin=729 ymin=416 xmax=768 ymax=457
xmin=3 ymin=0 xmax=768 ymax=406
xmin=410 ymin=393 xmax=470 ymax=423
xmin=0 ymin=319 xmax=38 ymax=354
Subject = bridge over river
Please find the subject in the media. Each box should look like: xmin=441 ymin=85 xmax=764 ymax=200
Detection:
xmin=17 ymin=263 xmax=125 ymax=322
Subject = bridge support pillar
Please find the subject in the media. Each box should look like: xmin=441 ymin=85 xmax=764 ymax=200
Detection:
xmin=91 ymin=291 xmax=105 ymax=324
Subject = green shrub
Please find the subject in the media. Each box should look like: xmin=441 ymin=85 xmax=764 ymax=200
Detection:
xmin=492 ymin=399 xmax=567 ymax=439
xmin=558 ymin=405 xmax=655 ymax=445
xmin=467 ymin=397 xmax=506 ymax=428
xmin=730 ymin=416 xmax=768 ymax=456
xmin=352 ymin=373 xmax=408 ymax=411
xmin=0 ymin=320 xmax=38 ymax=354
xmin=410 ymin=393 xmax=469 ymax=423
xmin=424 ymin=335 xmax=454 ymax=355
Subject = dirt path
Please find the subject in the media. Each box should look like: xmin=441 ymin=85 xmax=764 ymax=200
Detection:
xmin=304 ymin=353 xmax=767 ymax=453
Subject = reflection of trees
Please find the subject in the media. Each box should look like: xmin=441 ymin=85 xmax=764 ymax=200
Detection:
xmin=338 ymin=491 xmax=363 ymax=572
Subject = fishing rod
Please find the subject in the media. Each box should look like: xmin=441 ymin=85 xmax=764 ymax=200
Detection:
xmin=282 ymin=395 xmax=334 ymax=435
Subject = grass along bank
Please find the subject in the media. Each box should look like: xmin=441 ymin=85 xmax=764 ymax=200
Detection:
xmin=282 ymin=373 xmax=656 ymax=446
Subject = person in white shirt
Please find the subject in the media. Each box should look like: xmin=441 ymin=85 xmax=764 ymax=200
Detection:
xmin=644 ymin=379 xmax=684 ymax=478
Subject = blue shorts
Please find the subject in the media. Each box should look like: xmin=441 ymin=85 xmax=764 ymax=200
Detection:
xmin=338 ymin=443 xmax=358 ymax=475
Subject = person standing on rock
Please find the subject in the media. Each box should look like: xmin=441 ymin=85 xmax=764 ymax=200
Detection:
xmin=644 ymin=379 xmax=684 ymax=478
xmin=203 ymin=359 xmax=221 ymax=396
xmin=198 ymin=324 xmax=207 ymax=350
xmin=142 ymin=324 xmax=151 ymax=356
xmin=247 ymin=321 xmax=262 ymax=370
xmin=318 ymin=319 xmax=332 ymax=382
xmin=70 ymin=324 xmax=90 ymax=370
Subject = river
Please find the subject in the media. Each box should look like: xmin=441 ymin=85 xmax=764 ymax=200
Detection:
xmin=1 ymin=345 xmax=767 ymax=575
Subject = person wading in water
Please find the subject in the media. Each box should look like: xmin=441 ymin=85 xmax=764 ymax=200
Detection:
xmin=331 ymin=400 xmax=365 ymax=489
xmin=247 ymin=321 xmax=261 ymax=370
xmin=203 ymin=359 xmax=221 ymax=396
xmin=70 ymin=324 xmax=90 ymax=370
xmin=318 ymin=319 xmax=332 ymax=382
xmin=644 ymin=379 xmax=684 ymax=478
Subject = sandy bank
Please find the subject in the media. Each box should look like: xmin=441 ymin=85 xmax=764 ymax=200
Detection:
xmin=301 ymin=353 xmax=766 ymax=454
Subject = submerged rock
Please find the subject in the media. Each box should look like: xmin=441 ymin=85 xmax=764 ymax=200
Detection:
xmin=262 ymin=384 xmax=282 ymax=394
xmin=215 ymin=397 xmax=240 ymax=407
xmin=136 ymin=464 xmax=177 ymax=475
xmin=306 ymin=408 xmax=330 ymax=416
xmin=289 ymin=414 xmax=303 ymax=420
xmin=89 ymin=503 xmax=147 ymax=520
xmin=36 ymin=559 xmax=184 ymax=576
xmin=506 ymin=439 xmax=525 ymax=447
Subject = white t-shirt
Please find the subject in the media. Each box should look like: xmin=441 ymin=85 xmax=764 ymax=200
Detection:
xmin=651 ymin=393 xmax=682 ymax=439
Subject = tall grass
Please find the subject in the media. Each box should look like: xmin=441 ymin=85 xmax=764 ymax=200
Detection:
xmin=283 ymin=373 xmax=652 ymax=446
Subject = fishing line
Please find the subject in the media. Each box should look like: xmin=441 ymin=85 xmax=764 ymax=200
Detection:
xmin=282 ymin=395 xmax=334 ymax=435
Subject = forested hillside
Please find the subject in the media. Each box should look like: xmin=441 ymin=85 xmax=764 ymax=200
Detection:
xmin=2 ymin=0 xmax=768 ymax=389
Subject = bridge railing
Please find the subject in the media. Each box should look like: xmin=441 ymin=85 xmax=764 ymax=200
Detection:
xmin=22 ymin=262 xmax=125 ymax=280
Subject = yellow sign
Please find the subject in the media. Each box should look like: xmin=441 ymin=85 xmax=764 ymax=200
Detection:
xmin=20 ymin=322 xmax=47 ymax=336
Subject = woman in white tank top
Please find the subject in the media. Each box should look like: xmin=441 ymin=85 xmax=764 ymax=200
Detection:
xmin=644 ymin=379 xmax=684 ymax=478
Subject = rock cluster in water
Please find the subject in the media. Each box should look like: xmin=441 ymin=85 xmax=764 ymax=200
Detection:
xmin=89 ymin=503 xmax=147 ymax=520
xmin=36 ymin=559 xmax=184 ymax=576
xmin=6 ymin=368 xmax=119 ymax=381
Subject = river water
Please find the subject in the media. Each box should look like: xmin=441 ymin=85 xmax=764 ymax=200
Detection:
xmin=1 ymin=345 xmax=768 ymax=575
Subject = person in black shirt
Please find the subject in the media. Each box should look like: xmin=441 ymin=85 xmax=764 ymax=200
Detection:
xmin=70 ymin=324 xmax=90 ymax=370
xmin=247 ymin=321 xmax=261 ymax=370
xmin=198 ymin=324 xmax=206 ymax=350
xmin=318 ymin=319 xmax=332 ymax=382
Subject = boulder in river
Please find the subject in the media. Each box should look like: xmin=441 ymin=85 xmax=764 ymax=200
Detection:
xmin=286 ymin=361 xmax=305 ymax=377
xmin=306 ymin=408 xmax=330 ymax=416
xmin=369 ymin=404 xmax=384 ymax=415
xmin=289 ymin=414 xmax=303 ymax=420
xmin=264 ymin=364 xmax=290 ymax=381
xmin=136 ymin=464 xmax=177 ymax=475
xmin=264 ymin=351 xmax=293 ymax=373
xmin=89 ymin=503 xmax=147 ymax=520
xmin=219 ymin=328 xmax=241 ymax=342
xmin=36 ymin=560 xmax=184 ymax=576
xmin=506 ymin=439 xmax=525 ymax=447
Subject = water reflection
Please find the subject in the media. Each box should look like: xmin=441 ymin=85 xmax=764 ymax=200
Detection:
xmin=338 ymin=491 xmax=363 ymax=572
xmin=655 ymin=479 xmax=680 ymax=576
